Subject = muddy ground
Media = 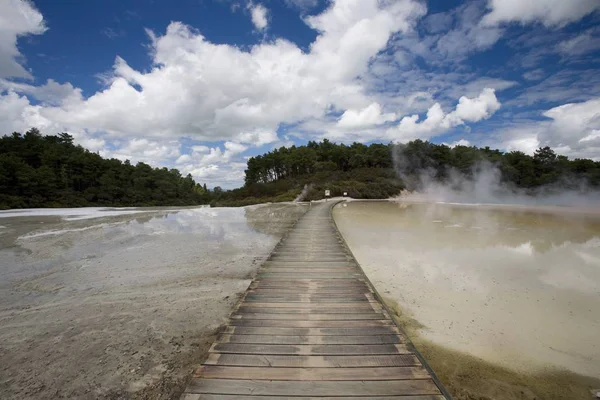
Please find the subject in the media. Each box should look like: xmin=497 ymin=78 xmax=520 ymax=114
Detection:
xmin=0 ymin=204 xmax=307 ymax=399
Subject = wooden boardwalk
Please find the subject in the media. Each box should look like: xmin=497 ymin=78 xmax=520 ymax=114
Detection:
xmin=181 ymin=201 xmax=449 ymax=399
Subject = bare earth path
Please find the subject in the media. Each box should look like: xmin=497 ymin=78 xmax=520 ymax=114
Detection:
xmin=181 ymin=201 xmax=450 ymax=399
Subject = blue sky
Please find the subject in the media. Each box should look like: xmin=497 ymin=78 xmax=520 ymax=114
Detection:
xmin=1 ymin=0 xmax=599 ymax=188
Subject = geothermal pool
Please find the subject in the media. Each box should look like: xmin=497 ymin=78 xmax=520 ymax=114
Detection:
xmin=334 ymin=201 xmax=600 ymax=383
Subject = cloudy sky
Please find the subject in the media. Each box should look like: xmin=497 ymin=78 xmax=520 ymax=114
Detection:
xmin=1 ymin=0 xmax=599 ymax=188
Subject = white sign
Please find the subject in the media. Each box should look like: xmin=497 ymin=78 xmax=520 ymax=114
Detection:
xmin=325 ymin=190 xmax=330 ymax=197
xmin=343 ymin=192 xmax=347 ymax=196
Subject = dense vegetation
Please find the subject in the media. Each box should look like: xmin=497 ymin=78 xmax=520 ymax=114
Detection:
xmin=3 ymin=129 xmax=600 ymax=209
xmin=0 ymin=129 xmax=211 ymax=209
xmin=214 ymin=140 xmax=401 ymax=206
xmin=213 ymin=139 xmax=600 ymax=205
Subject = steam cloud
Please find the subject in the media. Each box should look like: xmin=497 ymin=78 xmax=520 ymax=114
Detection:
xmin=295 ymin=184 xmax=312 ymax=202
xmin=392 ymin=145 xmax=600 ymax=207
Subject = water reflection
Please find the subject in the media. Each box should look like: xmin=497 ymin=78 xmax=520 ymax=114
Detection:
xmin=0 ymin=204 xmax=307 ymax=291
xmin=110 ymin=208 xmax=257 ymax=242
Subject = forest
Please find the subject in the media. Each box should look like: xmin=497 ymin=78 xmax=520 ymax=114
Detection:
xmin=0 ymin=129 xmax=211 ymax=209
xmin=224 ymin=139 xmax=600 ymax=205
xmin=2 ymin=129 xmax=600 ymax=209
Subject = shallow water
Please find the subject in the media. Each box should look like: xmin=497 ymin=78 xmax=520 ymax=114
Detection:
xmin=333 ymin=201 xmax=600 ymax=378
xmin=0 ymin=204 xmax=307 ymax=399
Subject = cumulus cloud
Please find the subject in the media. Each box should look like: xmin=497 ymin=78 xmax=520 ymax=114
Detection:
xmin=446 ymin=139 xmax=472 ymax=148
xmin=101 ymin=138 xmax=181 ymax=164
xmin=248 ymin=2 xmax=268 ymax=30
xmin=486 ymin=98 xmax=600 ymax=160
xmin=0 ymin=0 xmax=47 ymax=79
xmin=482 ymin=0 xmax=600 ymax=28
xmin=387 ymin=88 xmax=501 ymax=141
xmin=1 ymin=0 xmax=426 ymax=146
xmin=540 ymin=98 xmax=600 ymax=157
xmin=0 ymin=78 xmax=83 ymax=106
xmin=337 ymin=103 xmax=396 ymax=129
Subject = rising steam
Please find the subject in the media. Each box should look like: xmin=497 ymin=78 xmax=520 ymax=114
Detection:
xmin=392 ymin=145 xmax=600 ymax=207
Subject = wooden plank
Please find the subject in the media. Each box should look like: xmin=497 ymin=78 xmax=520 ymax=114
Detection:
xmin=262 ymin=261 xmax=355 ymax=266
xmin=269 ymin=258 xmax=350 ymax=262
xmin=184 ymin=379 xmax=441 ymax=396
xmin=231 ymin=313 xmax=386 ymax=320
xmin=203 ymin=353 xmax=421 ymax=367
xmin=262 ymin=268 xmax=359 ymax=273
xmin=244 ymin=292 xmax=374 ymax=298
xmin=236 ymin=302 xmax=378 ymax=308
xmin=251 ymin=283 xmax=369 ymax=289
xmin=256 ymin=274 xmax=360 ymax=279
xmin=183 ymin=395 xmax=444 ymax=400
xmin=247 ymin=288 xmax=373 ymax=295
xmin=240 ymin=301 xmax=381 ymax=310
xmin=209 ymin=343 xmax=409 ymax=355
xmin=195 ymin=365 xmax=431 ymax=381
xmin=244 ymin=295 xmax=371 ymax=301
xmin=235 ymin=306 xmax=383 ymax=314
xmin=245 ymin=292 xmax=369 ymax=298
xmin=243 ymin=298 xmax=375 ymax=303
xmin=228 ymin=319 xmax=394 ymax=328
xmin=223 ymin=326 xmax=402 ymax=336
xmin=216 ymin=334 xmax=404 ymax=345
xmin=256 ymin=278 xmax=367 ymax=287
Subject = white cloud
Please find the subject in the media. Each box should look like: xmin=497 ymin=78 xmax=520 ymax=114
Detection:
xmin=191 ymin=145 xmax=209 ymax=153
xmin=486 ymin=98 xmax=600 ymax=160
xmin=2 ymin=0 xmax=427 ymax=149
xmin=509 ymin=69 xmax=600 ymax=107
xmin=175 ymin=142 xmax=249 ymax=186
xmin=482 ymin=0 xmax=600 ymax=28
xmin=78 ymin=137 xmax=106 ymax=152
xmin=101 ymin=138 xmax=181 ymax=164
xmin=540 ymin=98 xmax=600 ymax=156
xmin=234 ymin=129 xmax=278 ymax=146
xmin=303 ymin=88 xmax=501 ymax=144
xmin=284 ymin=0 xmax=318 ymax=12
xmin=387 ymin=88 xmax=501 ymax=141
xmin=391 ymin=2 xmax=503 ymax=66
xmin=0 ymin=78 xmax=83 ymax=106
xmin=522 ymin=69 xmax=545 ymax=81
xmin=248 ymin=2 xmax=268 ymax=30
xmin=556 ymin=28 xmax=600 ymax=56
xmin=176 ymin=154 xmax=192 ymax=164
xmin=445 ymin=139 xmax=471 ymax=148
xmin=337 ymin=103 xmax=396 ymax=129
xmin=447 ymin=88 xmax=501 ymax=124
xmin=0 ymin=0 xmax=47 ymax=79
xmin=503 ymin=134 xmax=541 ymax=154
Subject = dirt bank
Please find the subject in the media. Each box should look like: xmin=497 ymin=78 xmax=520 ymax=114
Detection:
xmin=0 ymin=204 xmax=307 ymax=399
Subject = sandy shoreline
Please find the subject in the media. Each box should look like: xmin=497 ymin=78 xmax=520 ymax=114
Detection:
xmin=334 ymin=200 xmax=600 ymax=399
xmin=0 ymin=204 xmax=307 ymax=399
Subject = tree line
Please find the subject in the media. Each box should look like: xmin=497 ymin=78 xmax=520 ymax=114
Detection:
xmin=3 ymin=129 xmax=600 ymax=209
xmin=0 ymin=129 xmax=212 ymax=209
xmin=235 ymin=139 xmax=600 ymax=205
